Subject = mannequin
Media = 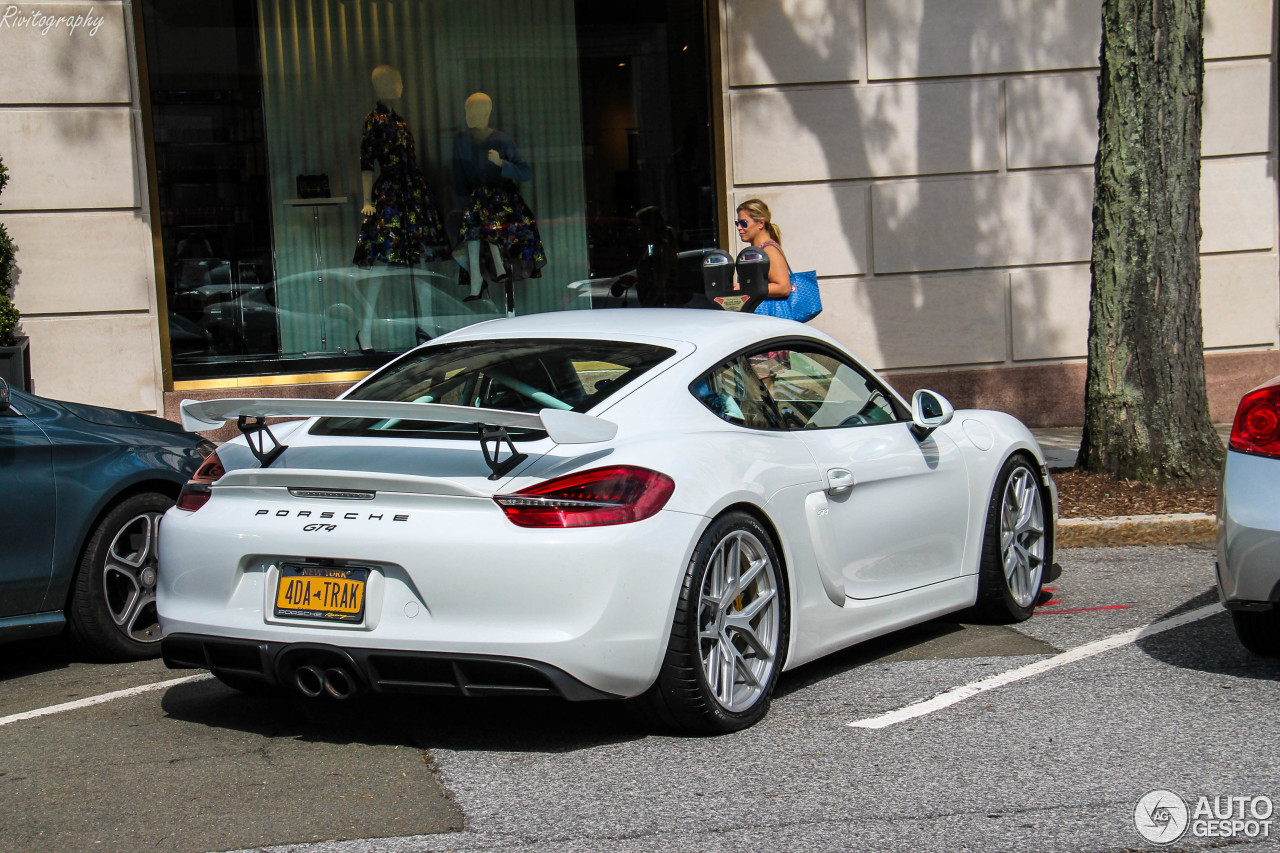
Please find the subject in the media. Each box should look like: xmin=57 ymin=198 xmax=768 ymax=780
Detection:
xmin=352 ymin=65 xmax=448 ymax=269
xmin=452 ymin=92 xmax=547 ymax=315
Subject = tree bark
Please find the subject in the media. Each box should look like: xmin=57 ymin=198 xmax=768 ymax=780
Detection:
xmin=1079 ymin=0 xmax=1223 ymax=486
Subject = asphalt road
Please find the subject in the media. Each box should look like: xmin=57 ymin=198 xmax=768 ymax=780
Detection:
xmin=3 ymin=544 xmax=1278 ymax=853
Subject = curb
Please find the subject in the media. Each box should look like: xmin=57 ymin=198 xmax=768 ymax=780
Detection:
xmin=1056 ymin=512 xmax=1216 ymax=548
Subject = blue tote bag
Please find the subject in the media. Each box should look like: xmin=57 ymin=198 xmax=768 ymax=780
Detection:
xmin=754 ymin=269 xmax=822 ymax=323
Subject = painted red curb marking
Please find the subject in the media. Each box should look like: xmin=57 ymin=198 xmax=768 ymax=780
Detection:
xmin=1036 ymin=605 xmax=1131 ymax=614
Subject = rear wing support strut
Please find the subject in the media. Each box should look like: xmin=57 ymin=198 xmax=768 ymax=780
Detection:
xmin=479 ymin=425 xmax=527 ymax=480
xmin=238 ymin=415 xmax=288 ymax=467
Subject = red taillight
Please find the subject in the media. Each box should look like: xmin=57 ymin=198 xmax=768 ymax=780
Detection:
xmin=494 ymin=466 xmax=675 ymax=528
xmin=176 ymin=449 xmax=226 ymax=512
xmin=1230 ymin=384 xmax=1280 ymax=459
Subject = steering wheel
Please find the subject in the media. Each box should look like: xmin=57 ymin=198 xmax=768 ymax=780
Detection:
xmin=837 ymin=392 xmax=890 ymax=427
xmin=780 ymin=407 xmax=806 ymax=429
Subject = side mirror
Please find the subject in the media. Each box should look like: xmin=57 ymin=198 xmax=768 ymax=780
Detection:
xmin=909 ymin=389 xmax=954 ymax=440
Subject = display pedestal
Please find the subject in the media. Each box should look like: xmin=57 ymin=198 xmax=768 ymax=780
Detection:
xmin=283 ymin=196 xmax=349 ymax=350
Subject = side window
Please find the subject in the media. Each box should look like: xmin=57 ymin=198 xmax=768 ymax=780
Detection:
xmin=692 ymin=358 xmax=783 ymax=430
xmin=746 ymin=348 xmax=902 ymax=429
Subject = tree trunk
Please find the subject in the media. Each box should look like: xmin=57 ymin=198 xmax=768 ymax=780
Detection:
xmin=1079 ymin=0 xmax=1223 ymax=486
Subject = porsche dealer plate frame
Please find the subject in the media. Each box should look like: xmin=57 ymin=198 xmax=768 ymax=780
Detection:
xmin=274 ymin=563 xmax=369 ymax=623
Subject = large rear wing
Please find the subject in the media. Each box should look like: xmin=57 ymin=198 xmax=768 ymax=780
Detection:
xmin=179 ymin=397 xmax=618 ymax=479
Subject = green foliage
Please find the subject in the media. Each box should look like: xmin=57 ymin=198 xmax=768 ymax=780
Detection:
xmin=0 ymin=155 xmax=17 ymax=346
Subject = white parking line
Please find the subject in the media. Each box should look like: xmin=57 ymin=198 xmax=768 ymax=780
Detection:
xmin=848 ymin=603 xmax=1222 ymax=730
xmin=0 ymin=673 xmax=214 ymax=728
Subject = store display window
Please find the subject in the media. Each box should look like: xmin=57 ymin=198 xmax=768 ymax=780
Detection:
xmin=140 ymin=0 xmax=718 ymax=382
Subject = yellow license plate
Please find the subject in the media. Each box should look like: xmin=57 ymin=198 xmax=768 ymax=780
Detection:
xmin=274 ymin=564 xmax=369 ymax=622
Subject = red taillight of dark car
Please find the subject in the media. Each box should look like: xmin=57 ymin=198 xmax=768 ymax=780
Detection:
xmin=176 ymin=449 xmax=227 ymax=511
xmin=1229 ymin=384 xmax=1280 ymax=459
xmin=494 ymin=466 xmax=675 ymax=528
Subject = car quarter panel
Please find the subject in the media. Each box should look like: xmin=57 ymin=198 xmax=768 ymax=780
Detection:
xmin=1218 ymin=449 xmax=1280 ymax=604
xmin=44 ymin=426 xmax=197 ymax=612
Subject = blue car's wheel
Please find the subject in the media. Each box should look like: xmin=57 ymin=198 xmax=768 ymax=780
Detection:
xmin=69 ymin=491 xmax=172 ymax=660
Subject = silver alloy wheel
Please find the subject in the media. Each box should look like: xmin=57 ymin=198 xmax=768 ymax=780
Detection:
xmin=697 ymin=529 xmax=780 ymax=713
xmin=102 ymin=511 xmax=164 ymax=643
xmin=1000 ymin=466 xmax=1046 ymax=608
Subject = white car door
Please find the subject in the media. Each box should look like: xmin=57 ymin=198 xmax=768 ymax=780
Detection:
xmin=748 ymin=348 xmax=971 ymax=600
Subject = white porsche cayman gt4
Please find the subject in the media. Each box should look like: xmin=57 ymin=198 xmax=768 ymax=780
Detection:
xmin=159 ymin=308 xmax=1057 ymax=733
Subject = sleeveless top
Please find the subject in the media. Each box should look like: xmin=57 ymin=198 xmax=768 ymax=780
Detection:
xmin=758 ymin=239 xmax=791 ymax=277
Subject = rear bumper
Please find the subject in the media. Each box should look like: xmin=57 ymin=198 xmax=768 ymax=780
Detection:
xmin=1217 ymin=450 xmax=1280 ymax=607
xmin=158 ymin=496 xmax=706 ymax=698
xmin=163 ymin=633 xmax=619 ymax=700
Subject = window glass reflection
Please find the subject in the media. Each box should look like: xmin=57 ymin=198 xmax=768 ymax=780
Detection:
xmin=142 ymin=0 xmax=716 ymax=381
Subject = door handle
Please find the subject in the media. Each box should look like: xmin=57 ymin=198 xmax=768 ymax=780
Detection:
xmin=825 ymin=468 xmax=855 ymax=495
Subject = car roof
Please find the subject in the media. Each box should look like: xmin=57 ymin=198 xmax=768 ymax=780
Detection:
xmin=437 ymin=308 xmax=829 ymax=353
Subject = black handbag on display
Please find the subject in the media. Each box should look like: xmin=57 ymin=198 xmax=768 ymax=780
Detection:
xmin=295 ymin=174 xmax=331 ymax=199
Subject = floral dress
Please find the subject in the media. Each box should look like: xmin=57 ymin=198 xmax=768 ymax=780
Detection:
xmin=352 ymin=102 xmax=449 ymax=268
xmin=453 ymin=128 xmax=547 ymax=281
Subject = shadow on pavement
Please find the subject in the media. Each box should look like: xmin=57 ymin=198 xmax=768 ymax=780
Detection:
xmin=160 ymin=613 xmax=1060 ymax=752
xmin=161 ymin=675 xmax=652 ymax=753
xmin=777 ymin=616 xmax=1059 ymax=699
xmin=1137 ymin=592 xmax=1280 ymax=683
xmin=0 ymin=637 xmax=77 ymax=683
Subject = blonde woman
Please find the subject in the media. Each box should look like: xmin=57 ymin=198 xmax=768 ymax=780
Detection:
xmin=735 ymin=198 xmax=792 ymax=299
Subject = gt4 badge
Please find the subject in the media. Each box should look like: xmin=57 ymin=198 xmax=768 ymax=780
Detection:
xmin=303 ymin=523 xmax=337 ymax=532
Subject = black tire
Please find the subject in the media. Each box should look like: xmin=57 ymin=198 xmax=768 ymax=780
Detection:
xmin=1231 ymin=609 xmax=1280 ymax=657
xmin=971 ymin=455 xmax=1048 ymax=623
xmin=641 ymin=511 xmax=789 ymax=734
xmin=69 ymin=491 xmax=173 ymax=660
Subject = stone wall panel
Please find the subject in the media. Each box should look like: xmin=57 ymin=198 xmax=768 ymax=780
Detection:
xmin=21 ymin=314 xmax=159 ymax=412
xmin=1 ymin=212 xmax=154 ymax=314
xmin=731 ymin=81 xmax=1000 ymax=184
xmin=0 ymin=108 xmax=138 ymax=210
xmin=0 ymin=2 xmax=129 ymax=104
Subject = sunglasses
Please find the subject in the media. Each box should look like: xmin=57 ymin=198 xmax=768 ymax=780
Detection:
xmin=735 ymin=218 xmax=756 ymax=229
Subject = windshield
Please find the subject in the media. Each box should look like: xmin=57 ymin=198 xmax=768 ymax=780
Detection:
xmin=311 ymin=338 xmax=675 ymax=439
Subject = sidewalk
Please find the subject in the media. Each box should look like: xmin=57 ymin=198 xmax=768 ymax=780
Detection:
xmin=1029 ymin=427 xmax=1226 ymax=548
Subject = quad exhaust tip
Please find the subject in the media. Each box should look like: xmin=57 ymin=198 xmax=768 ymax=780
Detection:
xmin=292 ymin=663 xmax=361 ymax=700
xmin=322 ymin=667 xmax=356 ymax=699
xmin=282 ymin=650 xmax=363 ymax=696
xmin=294 ymin=664 xmax=326 ymax=698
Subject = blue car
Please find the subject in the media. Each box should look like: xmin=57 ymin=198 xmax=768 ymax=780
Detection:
xmin=0 ymin=377 xmax=212 ymax=659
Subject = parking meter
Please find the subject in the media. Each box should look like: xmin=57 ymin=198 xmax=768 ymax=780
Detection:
xmin=701 ymin=249 xmax=738 ymax=308
xmin=702 ymin=247 xmax=770 ymax=313
xmin=735 ymin=246 xmax=770 ymax=309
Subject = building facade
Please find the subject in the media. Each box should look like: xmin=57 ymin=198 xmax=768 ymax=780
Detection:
xmin=1 ymin=0 xmax=1276 ymax=427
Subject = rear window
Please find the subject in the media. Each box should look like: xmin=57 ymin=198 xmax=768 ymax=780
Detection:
xmin=311 ymin=338 xmax=674 ymax=439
